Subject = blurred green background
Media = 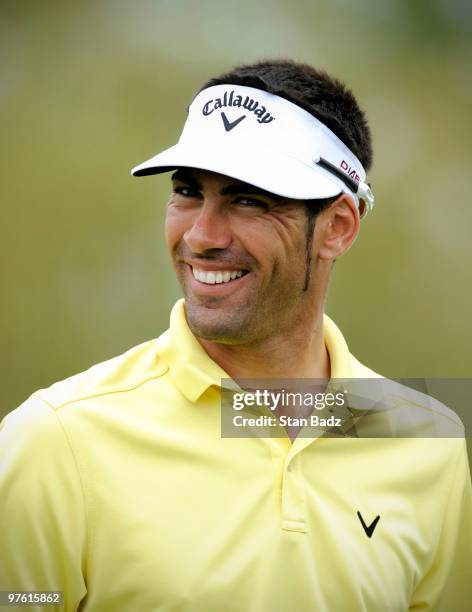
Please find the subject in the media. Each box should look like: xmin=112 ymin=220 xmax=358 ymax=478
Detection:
xmin=1 ymin=0 xmax=471 ymax=417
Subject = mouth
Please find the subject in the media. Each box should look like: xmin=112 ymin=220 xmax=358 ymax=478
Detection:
xmin=184 ymin=263 xmax=251 ymax=295
xmin=190 ymin=266 xmax=249 ymax=285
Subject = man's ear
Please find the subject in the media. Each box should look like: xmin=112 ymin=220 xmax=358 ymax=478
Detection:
xmin=316 ymin=194 xmax=360 ymax=261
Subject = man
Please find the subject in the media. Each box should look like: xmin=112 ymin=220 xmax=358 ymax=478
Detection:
xmin=1 ymin=60 xmax=471 ymax=611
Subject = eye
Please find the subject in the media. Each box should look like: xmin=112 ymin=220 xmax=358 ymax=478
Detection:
xmin=234 ymin=196 xmax=269 ymax=211
xmin=173 ymin=185 xmax=200 ymax=198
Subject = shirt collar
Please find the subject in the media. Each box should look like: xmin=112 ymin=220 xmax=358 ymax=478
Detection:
xmin=323 ymin=313 xmax=354 ymax=379
xmin=157 ymin=299 xmax=229 ymax=402
xmin=158 ymin=299 xmax=354 ymax=403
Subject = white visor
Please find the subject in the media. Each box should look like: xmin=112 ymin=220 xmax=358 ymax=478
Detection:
xmin=131 ymin=84 xmax=374 ymax=216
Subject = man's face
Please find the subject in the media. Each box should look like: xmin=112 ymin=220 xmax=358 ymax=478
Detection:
xmin=165 ymin=168 xmax=321 ymax=344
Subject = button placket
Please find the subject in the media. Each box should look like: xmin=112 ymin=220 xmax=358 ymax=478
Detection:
xmin=281 ymin=455 xmax=307 ymax=532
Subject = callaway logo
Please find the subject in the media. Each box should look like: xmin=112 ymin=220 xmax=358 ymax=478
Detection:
xmin=202 ymin=90 xmax=275 ymax=125
xmin=221 ymin=112 xmax=246 ymax=132
xmin=357 ymin=511 xmax=380 ymax=538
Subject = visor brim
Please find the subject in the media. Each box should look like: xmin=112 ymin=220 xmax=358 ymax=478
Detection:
xmin=131 ymin=141 xmax=343 ymax=201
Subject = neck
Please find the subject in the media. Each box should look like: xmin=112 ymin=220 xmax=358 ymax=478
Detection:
xmin=197 ymin=310 xmax=330 ymax=381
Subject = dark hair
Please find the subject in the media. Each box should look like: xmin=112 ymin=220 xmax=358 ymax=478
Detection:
xmin=198 ymin=59 xmax=373 ymax=172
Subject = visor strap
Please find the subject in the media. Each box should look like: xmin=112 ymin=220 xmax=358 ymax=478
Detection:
xmin=316 ymin=157 xmax=375 ymax=216
xmin=316 ymin=157 xmax=360 ymax=194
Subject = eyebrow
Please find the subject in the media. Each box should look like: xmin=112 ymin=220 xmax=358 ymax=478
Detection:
xmin=170 ymin=169 xmax=284 ymax=203
xmin=171 ymin=169 xmax=200 ymax=188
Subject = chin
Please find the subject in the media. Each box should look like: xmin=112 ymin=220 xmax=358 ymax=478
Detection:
xmin=186 ymin=303 xmax=248 ymax=344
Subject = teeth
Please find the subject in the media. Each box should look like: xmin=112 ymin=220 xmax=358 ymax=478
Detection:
xmin=192 ymin=268 xmax=245 ymax=285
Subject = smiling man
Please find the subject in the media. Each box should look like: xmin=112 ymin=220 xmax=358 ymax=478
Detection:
xmin=165 ymin=167 xmax=341 ymax=380
xmin=1 ymin=60 xmax=471 ymax=611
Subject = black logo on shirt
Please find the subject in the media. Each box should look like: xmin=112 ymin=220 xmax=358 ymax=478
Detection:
xmin=357 ymin=511 xmax=380 ymax=538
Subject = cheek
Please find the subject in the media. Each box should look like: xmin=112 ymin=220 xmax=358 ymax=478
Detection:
xmin=165 ymin=205 xmax=188 ymax=253
xmin=164 ymin=216 xmax=176 ymax=252
xmin=230 ymin=220 xmax=277 ymax=269
xmin=256 ymin=219 xmax=307 ymax=271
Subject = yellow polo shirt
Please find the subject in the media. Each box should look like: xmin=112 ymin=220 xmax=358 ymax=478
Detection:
xmin=1 ymin=299 xmax=471 ymax=611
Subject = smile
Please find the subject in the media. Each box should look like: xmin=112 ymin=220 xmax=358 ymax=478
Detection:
xmin=191 ymin=267 xmax=245 ymax=285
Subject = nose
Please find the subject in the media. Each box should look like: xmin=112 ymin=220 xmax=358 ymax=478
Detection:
xmin=183 ymin=200 xmax=232 ymax=254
